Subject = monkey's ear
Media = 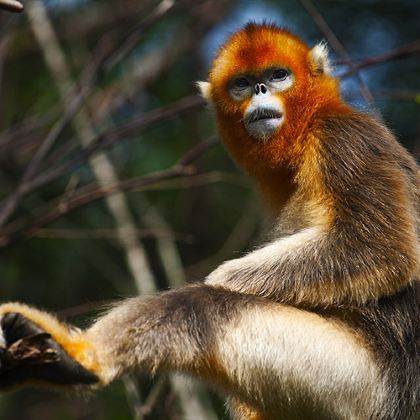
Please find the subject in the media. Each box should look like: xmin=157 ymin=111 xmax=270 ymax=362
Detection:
xmin=308 ymin=42 xmax=332 ymax=75
xmin=196 ymin=81 xmax=212 ymax=102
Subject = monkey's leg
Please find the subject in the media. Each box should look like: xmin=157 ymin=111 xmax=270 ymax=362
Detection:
xmin=0 ymin=285 xmax=384 ymax=419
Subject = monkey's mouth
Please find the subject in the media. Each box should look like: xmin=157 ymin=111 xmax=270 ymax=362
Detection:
xmin=244 ymin=108 xmax=284 ymax=139
xmin=246 ymin=108 xmax=283 ymax=124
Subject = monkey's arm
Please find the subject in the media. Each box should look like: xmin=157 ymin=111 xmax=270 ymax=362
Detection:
xmin=0 ymin=287 xmax=258 ymax=390
xmin=0 ymin=286 xmax=382 ymax=419
xmin=206 ymin=114 xmax=420 ymax=306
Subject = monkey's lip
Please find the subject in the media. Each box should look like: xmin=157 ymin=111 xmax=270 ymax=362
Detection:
xmin=246 ymin=109 xmax=283 ymax=124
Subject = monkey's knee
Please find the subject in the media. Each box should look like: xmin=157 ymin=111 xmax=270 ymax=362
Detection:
xmin=0 ymin=303 xmax=100 ymax=390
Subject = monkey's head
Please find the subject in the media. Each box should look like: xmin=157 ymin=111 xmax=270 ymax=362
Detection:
xmin=198 ymin=23 xmax=344 ymax=175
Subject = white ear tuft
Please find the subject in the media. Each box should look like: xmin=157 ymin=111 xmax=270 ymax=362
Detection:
xmin=196 ymin=81 xmax=212 ymax=102
xmin=309 ymin=42 xmax=332 ymax=75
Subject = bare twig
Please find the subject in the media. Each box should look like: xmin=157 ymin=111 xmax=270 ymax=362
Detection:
xmin=0 ymin=170 xmax=235 ymax=246
xmin=0 ymin=94 xmax=206 ymax=226
xmin=34 ymin=227 xmax=193 ymax=243
xmin=339 ymin=40 xmax=420 ymax=77
xmin=0 ymin=139 xmax=219 ymax=246
xmin=186 ymin=199 xmax=258 ymax=279
xmin=123 ymin=376 xmax=145 ymax=420
xmin=27 ymin=95 xmax=205 ymax=190
xmin=0 ymin=0 xmax=23 ymax=13
xmin=91 ymin=0 xmax=232 ymax=124
xmin=0 ymin=32 xmax=12 ymax=96
xmin=0 ymin=110 xmax=58 ymax=151
xmin=140 ymin=376 xmax=168 ymax=416
xmin=373 ymin=89 xmax=420 ymax=102
xmin=299 ymin=0 xmax=374 ymax=104
xmin=24 ymin=4 xmax=216 ymax=416
xmin=1 ymin=39 xmax=417 ymax=153
xmin=102 ymin=0 xmax=176 ymax=71
xmin=0 ymin=85 xmax=93 ymax=228
xmin=27 ymin=0 xmax=161 ymax=299
xmin=0 ymin=0 xmax=178 ymax=228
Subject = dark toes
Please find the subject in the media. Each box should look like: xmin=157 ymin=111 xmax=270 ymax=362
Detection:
xmin=1 ymin=312 xmax=46 ymax=346
xmin=0 ymin=312 xmax=99 ymax=389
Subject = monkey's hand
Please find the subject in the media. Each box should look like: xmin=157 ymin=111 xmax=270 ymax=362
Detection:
xmin=0 ymin=303 xmax=100 ymax=390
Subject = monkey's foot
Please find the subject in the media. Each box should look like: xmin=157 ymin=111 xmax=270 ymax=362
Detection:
xmin=0 ymin=304 xmax=99 ymax=390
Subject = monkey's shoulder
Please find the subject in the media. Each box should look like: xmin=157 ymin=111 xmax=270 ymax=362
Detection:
xmin=317 ymin=111 xmax=417 ymax=170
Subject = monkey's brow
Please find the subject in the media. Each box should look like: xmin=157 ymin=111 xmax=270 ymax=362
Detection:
xmin=232 ymin=65 xmax=289 ymax=77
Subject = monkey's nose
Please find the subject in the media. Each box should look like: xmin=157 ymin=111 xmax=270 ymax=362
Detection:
xmin=254 ymin=83 xmax=268 ymax=95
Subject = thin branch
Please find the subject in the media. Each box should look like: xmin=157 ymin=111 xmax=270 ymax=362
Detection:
xmin=0 ymin=138 xmax=218 ymax=246
xmin=0 ymin=94 xmax=206 ymax=225
xmin=0 ymin=167 xmax=247 ymax=249
xmin=0 ymin=110 xmax=58 ymax=152
xmin=373 ymin=89 xmax=420 ymax=102
xmin=123 ymin=376 xmax=145 ymax=420
xmin=1 ymin=39 xmax=416 ymax=153
xmin=0 ymin=32 xmax=12 ymax=96
xmin=299 ymin=0 xmax=374 ymax=104
xmin=33 ymin=227 xmax=194 ymax=243
xmin=0 ymin=51 xmax=90 ymax=226
xmin=27 ymin=0 xmax=162 ymax=299
xmin=0 ymin=170 xmax=234 ymax=246
xmin=339 ymin=40 xmax=420 ymax=77
xmin=186 ymin=199 xmax=258 ymax=278
xmin=0 ymin=0 xmax=178 ymax=227
xmin=139 ymin=199 xmax=188 ymax=288
xmin=140 ymin=376 xmax=168 ymax=416
xmin=27 ymin=95 xmax=206 ymax=190
xmin=0 ymin=0 xmax=23 ymax=13
xmin=102 ymin=0 xmax=176 ymax=72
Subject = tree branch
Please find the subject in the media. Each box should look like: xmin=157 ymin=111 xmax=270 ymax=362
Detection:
xmin=0 ymin=0 xmax=23 ymax=13
xmin=339 ymin=40 xmax=420 ymax=77
xmin=299 ymin=0 xmax=374 ymax=104
xmin=0 ymin=138 xmax=218 ymax=248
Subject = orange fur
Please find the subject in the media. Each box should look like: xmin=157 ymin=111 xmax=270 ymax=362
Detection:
xmin=207 ymin=23 xmax=348 ymax=215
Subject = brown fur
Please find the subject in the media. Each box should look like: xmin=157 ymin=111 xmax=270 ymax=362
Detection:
xmin=0 ymin=23 xmax=419 ymax=420
xmin=203 ymin=23 xmax=420 ymax=418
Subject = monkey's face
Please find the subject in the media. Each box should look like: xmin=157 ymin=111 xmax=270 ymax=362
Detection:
xmin=199 ymin=24 xmax=341 ymax=173
xmin=228 ymin=68 xmax=292 ymax=140
xmin=206 ymin=25 xmax=313 ymax=141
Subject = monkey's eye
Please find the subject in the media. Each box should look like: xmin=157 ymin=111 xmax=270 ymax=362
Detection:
xmin=232 ymin=77 xmax=251 ymax=89
xmin=270 ymin=69 xmax=289 ymax=82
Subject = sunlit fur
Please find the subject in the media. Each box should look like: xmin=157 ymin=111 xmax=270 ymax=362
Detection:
xmin=0 ymin=23 xmax=418 ymax=420
xmin=202 ymin=23 xmax=419 ymax=306
xmin=203 ymin=24 xmax=341 ymax=180
xmin=200 ymin=23 xmax=419 ymax=418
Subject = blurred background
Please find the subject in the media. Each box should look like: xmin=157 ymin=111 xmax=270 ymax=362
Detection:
xmin=0 ymin=0 xmax=418 ymax=418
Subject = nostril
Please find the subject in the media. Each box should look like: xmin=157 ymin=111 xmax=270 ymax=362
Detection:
xmin=254 ymin=84 xmax=260 ymax=95
xmin=260 ymin=84 xmax=267 ymax=94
